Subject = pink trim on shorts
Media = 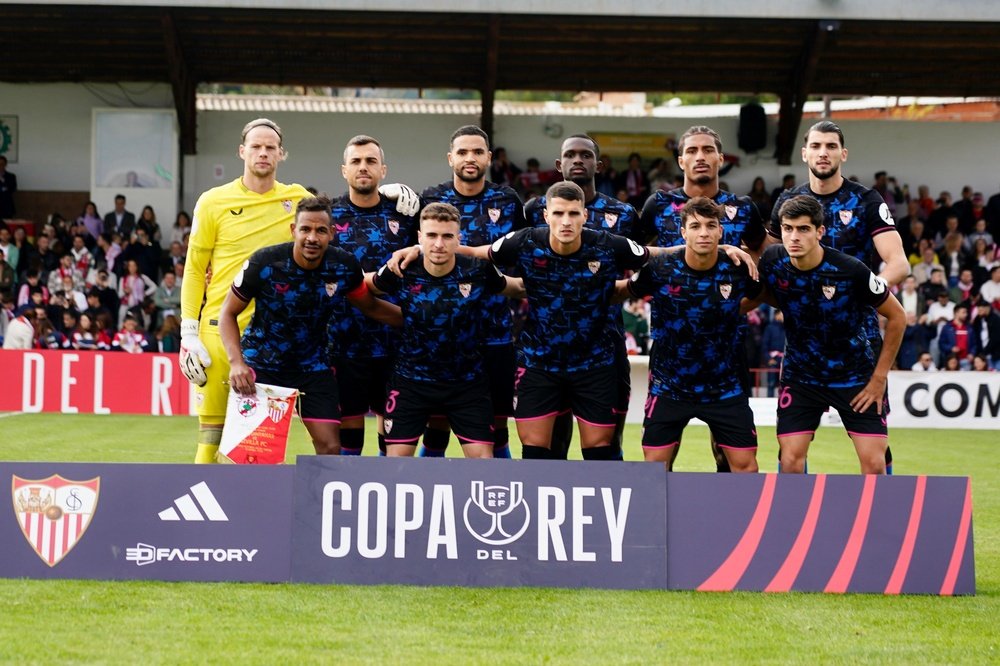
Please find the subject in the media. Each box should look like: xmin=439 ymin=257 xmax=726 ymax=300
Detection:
xmin=456 ymin=436 xmax=494 ymax=446
xmin=302 ymin=417 xmax=341 ymax=424
xmin=716 ymin=443 xmax=758 ymax=450
xmin=846 ymin=430 xmax=888 ymax=439
xmin=339 ymin=411 xmax=370 ymax=421
xmin=557 ymin=408 xmax=572 ymax=416
xmin=642 ymin=441 xmax=679 ymax=449
xmin=384 ymin=437 xmax=420 ymax=444
xmin=779 ymin=430 xmax=815 ymax=438
xmin=514 ymin=411 xmax=561 ymax=422
xmin=611 ymin=407 xmax=628 ymax=415
xmin=575 ymin=415 xmax=615 ymax=428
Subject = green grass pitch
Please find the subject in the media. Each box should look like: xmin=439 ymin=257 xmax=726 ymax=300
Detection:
xmin=0 ymin=413 xmax=996 ymax=664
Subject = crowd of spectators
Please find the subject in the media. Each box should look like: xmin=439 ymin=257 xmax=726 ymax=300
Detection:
xmin=2 ymin=165 xmax=999 ymax=377
xmin=1 ymin=193 xmax=188 ymax=353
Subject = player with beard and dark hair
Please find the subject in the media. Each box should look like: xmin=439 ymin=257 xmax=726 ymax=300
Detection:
xmin=636 ymin=125 xmax=770 ymax=472
xmin=770 ymin=120 xmax=909 ymax=474
xmin=328 ymin=135 xmax=420 ymax=456
xmin=524 ymin=134 xmax=639 ymax=460
xmin=417 ymin=125 xmax=527 ymax=459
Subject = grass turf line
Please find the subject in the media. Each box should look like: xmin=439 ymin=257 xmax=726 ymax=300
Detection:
xmin=0 ymin=413 xmax=995 ymax=664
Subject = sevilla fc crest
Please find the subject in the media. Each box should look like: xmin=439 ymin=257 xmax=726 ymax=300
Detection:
xmin=719 ymin=283 xmax=732 ymax=299
xmin=604 ymin=213 xmax=618 ymax=228
xmin=822 ymin=284 xmax=836 ymax=300
xmin=282 ymin=200 xmax=293 ymax=213
xmin=384 ymin=419 xmax=393 ymax=433
xmin=267 ymin=397 xmax=290 ymax=423
xmin=459 ymin=283 xmax=472 ymax=298
xmin=587 ymin=260 xmax=601 ymax=274
xmin=838 ymin=209 xmax=853 ymax=225
xmin=388 ymin=219 xmax=400 ymax=235
xmin=488 ymin=208 xmax=501 ymax=223
xmin=12 ymin=475 xmax=99 ymax=567
xmin=725 ymin=205 xmax=738 ymax=220
xmin=325 ymin=282 xmax=337 ymax=297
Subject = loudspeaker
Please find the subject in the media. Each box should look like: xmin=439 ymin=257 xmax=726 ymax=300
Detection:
xmin=738 ymin=103 xmax=767 ymax=153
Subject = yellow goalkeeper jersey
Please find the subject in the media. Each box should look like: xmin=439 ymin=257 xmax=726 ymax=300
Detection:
xmin=182 ymin=178 xmax=310 ymax=334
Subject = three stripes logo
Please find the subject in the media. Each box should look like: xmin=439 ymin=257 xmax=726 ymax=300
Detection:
xmin=158 ymin=482 xmax=228 ymax=522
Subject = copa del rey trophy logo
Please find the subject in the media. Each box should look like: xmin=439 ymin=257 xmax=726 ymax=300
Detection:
xmin=462 ymin=481 xmax=531 ymax=547
xmin=12 ymin=475 xmax=100 ymax=567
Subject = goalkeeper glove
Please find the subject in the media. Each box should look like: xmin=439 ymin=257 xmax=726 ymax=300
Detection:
xmin=179 ymin=318 xmax=212 ymax=387
xmin=378 ymin=183 xmax=420 ymax=216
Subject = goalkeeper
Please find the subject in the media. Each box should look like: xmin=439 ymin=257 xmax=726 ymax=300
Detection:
xmin=180 ymin=118 xmax=420 ymax=463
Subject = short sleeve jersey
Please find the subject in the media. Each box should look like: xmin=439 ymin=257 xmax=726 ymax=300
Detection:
xmin=525 ymin=192 xmax=639 ymax=337
xmin=628 ymin=252 xmax=761 ymax=402
xmin=758 ymin=244 xmax=891 ymax=387
xmin=489 ymin=227 xmax=649 ymax=372
xmin=327 ymin=194 xmax=418 ymax=360
xmin=232 ymin=243 xmax=364 ymax=373
xmin=770 ymin=180 xmax=898 ymax=341
xmin=421 ymin=181 xmax=525 ymax=345
xmin=185 ymin=178 xmax=310 ymax=332
xmin=639 ymin=188 xmax=766 ymax=249
xmin=372 ymin=255 xmax=507 ymax=383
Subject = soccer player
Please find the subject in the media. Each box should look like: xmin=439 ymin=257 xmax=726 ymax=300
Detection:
xmin=770 ymin=120 xmax=909 ymax=473
xmin=624 ymin=197 xmax=761 ymax=472
xmin=368 ymin=202 xmax=524 ymax=458
xmin=758 ymin=196 xmax=906 ymax=474
xmin=329 ymin=135 xmax=420 ymax=456
xmin=179 ymin=118 xmax=311 ymax=464
xmin=524 ymin=134 xmax=639 ymax=461
xmin=417 ymin=125 xmax=527 ymax=458
xmin=219 ymin=196 xmax=401 ymax=455
xmin=637 ymin=124 xmax=770 ymax=472
xmin=480 ymin=181 xmax=649 ymax=459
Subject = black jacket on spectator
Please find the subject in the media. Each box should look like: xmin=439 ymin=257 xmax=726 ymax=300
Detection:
xmin=971 ymin=310 xmax=1000 ymax=358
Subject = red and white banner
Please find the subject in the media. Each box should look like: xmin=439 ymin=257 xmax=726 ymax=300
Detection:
xmin=0 ymin=350 xmax=196 ymax=416
xmin=219 ymin=383 xmax=298 ymax=464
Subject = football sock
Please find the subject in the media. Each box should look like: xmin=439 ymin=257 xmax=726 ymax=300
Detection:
xmin=340 ymin=429 xmax=364 ymax=456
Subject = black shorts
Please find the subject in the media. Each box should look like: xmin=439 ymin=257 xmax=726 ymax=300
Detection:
xmin=383 ymin=373 xmax=494 ymax=445
xmin=613 ymin=335 xmax=632 ymax=414
xmin=251 ymin=367 xmax=340 ymax=422
xmin=776 ymin=381 xmax=888 ymax=439
xmin=335 ymin=356 xmax=394 ymax=419
xmin=484 ymin=343 xmax=515 ymax=418
xmin=642 ymin=393 xmax=758 ymax=450
xmin=514 ymin=364 xmax=616 ymax=428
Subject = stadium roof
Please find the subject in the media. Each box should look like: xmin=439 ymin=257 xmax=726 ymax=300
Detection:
xmin=3 ymin=2 xmax=1000 ymax=161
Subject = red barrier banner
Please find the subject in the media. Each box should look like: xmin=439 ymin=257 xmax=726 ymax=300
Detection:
xmin=0 ymin=350 xmax=195 ymax=416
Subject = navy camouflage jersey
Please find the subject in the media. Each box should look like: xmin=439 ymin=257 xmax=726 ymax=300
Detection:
xmin=233 ymin=243 xmax=365 ymax=372
xmin=490 ymin=227 xmax=649 ymax=372
xmin=421 ymin=180 xmax=525 ymax=345
xmin=639 ymin=188 xmax=766 ymax=249
xmin=759 ymin=244 xmax=890 ymax=387
xmin=770 ymin=180 xmax=897 ymax=341
xmin=327 ymin=194 xmax=418 ymax=359
xmin=629 ymin=252 xmax=761 ymax=401
xmin=525 ymin=192 xmax=639 ymax=337
xmin=373 ymin=255 xmax=507 ymax=383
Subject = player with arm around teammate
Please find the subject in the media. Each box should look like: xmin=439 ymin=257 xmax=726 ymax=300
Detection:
xmin=758 ymin=196 xmax=906 ymax=474
xmin=367 ymin=202 xmax=525 ymax=458
xmin=218 ymin=196 xmax=401 ymax=455
xmin=623 ymin=196 xmax=761 ymax=472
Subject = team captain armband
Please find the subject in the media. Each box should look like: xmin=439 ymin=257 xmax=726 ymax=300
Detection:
xmin=345 ymin=280 xmax=369 ymax=300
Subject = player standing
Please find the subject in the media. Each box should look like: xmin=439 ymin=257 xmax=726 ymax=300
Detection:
xmin=637 ymin=125 xmax=770 ymax=472
xmin=625 ymin=197 xmax=760 ymax=472
xmin=368 ymin=203 xmax=525 ymax=458
xmin=218 ymin=197 xmax=401 ymax=455
xmin=770 ymin=120 xmax=909 ymax=473
xmin=759 ymin=196 xmax=905 ymax=474
xmin=179 ymin=118 xmax=311 ymax=464
xmin=328 ymin=135 xmax=419 ymax=456
xmin=417 ymin=125 xmax=526 ymax=458
xmin=524 ymin=134 xmax=639 ymax=460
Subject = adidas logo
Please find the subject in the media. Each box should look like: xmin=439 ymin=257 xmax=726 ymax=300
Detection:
xmin=158 ymin=481 xmax=229 ymax=522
